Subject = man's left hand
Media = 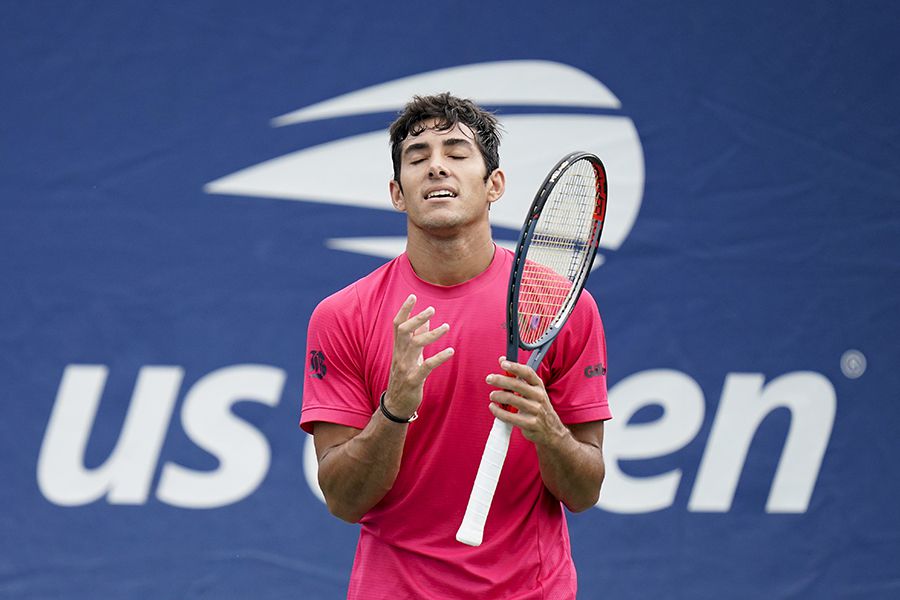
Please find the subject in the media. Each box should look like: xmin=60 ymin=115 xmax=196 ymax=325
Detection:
xmin=486 ymin=357 xmax=568 ymax=447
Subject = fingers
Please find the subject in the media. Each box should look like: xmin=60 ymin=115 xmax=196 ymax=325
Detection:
xmin=392 ymin=294 xmax=418 ymax=326
xmin=488 ymin=399 xmax=535 ymax=426
xmin=421 ymin=326 xmax=451 ymax=349
xmin=389 ymin=295 xmax=454 ymax=396
xmin=422 ymin=346 xmax=455 ymax=373
xmin=394 ymin=296 xmax=450 ymax=345
xmin=393 ymin=295 xmax=432 ymax=332
xmin=486 ymin=356 xmax=548 ymax=415
xmin=497 ymin=357 xmax=542 ymax=386
xmin=487 ymin=358 xmax=564 ymax=445
xmin=486 ymin=374 xmax=532 ymax=399
xmin=403 ymin=308 xmax=436 ymax=335
xmin=393 ymin=295 xmax=437 ymax=340
xmin=486 ymin=361 xmax=544 ymax=399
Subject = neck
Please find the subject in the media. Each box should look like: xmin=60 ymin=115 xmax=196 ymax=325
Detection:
xmin=405 ymin=223 xmax=496 ymax=286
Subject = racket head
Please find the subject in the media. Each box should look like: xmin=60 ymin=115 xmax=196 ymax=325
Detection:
xmin=506 ymin=152 xmax=607 ymax=360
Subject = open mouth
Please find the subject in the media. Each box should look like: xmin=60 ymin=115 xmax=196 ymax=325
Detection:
xmin=424 ymin=189 xmax=458 ymax=200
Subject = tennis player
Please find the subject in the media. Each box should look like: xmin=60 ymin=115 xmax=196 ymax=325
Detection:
xmin=301 ymin=93 xmax=611 ymax=599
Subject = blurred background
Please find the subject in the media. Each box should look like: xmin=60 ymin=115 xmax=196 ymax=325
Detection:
xmin=2 ymin=1 xmax=898 ymax=598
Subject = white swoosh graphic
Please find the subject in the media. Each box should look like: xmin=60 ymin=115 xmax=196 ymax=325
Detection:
xmin=205 ymin=114 xmax=643 ymax=251
xmin=272 ymin=60 xmax=621 ymax=127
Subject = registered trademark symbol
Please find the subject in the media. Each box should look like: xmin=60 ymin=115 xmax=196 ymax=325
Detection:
xmin=840 ymin=349 xmax=867 ymax=379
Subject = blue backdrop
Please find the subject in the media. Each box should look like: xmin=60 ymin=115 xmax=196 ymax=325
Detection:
xmin=2 ymin=1 xmax=899 ymax=598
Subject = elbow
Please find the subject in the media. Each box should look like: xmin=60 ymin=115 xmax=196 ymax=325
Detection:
xmin=319 ymin=480 xmax=366 ymax=523
xmin=316 ymin=453 xmax=395 ymax=523
xmin=320 ymin=476 xmax=386 ymax=524
xmin=564 ymin=491 xmax=600 ymax=513
xmin=318 ymin=475 xmax=363 ymax=523
xmin=564 ymin=468 xmax=604 ymax=513
xmin=583 ymin=485 xmax=603 ymax=512
xmin=326 ymin=499 xmax=364 ymax=524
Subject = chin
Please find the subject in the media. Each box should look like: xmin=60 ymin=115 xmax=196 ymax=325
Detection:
xmin=410 ymin=209 xmax=487 ymax=237
xmin=408 ymin=218 xmax=466 ymax=238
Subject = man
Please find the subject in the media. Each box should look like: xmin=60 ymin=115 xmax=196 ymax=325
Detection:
xmin=301 ymin=93 xmax=610 ymax=599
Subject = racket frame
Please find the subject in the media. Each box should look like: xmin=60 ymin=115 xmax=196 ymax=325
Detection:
xmin=505 ymin=151 xmax=608 ymax=364
xmin=456 ymin=151 xmax=607 ymax=547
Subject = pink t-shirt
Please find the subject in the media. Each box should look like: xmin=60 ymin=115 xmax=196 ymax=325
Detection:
xmin=301 ymin=246 xmax=610 ymax=599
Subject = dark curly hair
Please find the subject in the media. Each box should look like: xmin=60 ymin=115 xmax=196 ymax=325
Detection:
xmin=389 ymin=93 xmax=501 ymax=184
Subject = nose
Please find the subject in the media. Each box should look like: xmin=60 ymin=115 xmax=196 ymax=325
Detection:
xmin=428 ymin=157 xmax=448 ymax=178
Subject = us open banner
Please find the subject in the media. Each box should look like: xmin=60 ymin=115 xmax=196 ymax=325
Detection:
xmin=2 ymin=2 xmax=898 ymax=598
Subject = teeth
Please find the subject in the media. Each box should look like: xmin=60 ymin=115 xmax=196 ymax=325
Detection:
xmin=426 ymin=190 xmax=456 ymax=198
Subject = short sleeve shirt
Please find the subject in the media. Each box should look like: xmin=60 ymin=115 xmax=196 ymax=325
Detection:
xmin=301 ymin=247 xmax=610 ymax=599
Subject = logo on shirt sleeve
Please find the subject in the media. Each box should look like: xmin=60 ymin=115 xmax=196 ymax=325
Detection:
xmin=309 ymin=350 xmax=327 ymax=379
xmin=584 ymin=362 xmax=606 ymax=378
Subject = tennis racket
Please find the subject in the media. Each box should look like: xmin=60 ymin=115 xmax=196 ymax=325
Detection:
xmin=456 ymin=151 xmax=607 ymax=547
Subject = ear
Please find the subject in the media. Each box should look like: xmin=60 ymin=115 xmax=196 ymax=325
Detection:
xmin=389 ymin=179 xmax=407 ymax=212
xmin=486 ymin=168 xmax=505 ymax=205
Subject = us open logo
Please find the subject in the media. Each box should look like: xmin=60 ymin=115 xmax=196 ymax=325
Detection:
xmin=36 ymin=62 xmax=837 ymax=516
xmin=204 ymin=61 xmax=835 ymax=516
xmin=204 ymin=60 xmax=646 ymax=265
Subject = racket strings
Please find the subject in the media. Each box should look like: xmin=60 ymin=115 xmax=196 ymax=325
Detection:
xmin=518 ymin=159 xmax=599 ymax=345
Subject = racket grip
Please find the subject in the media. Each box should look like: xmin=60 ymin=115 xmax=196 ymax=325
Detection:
xmin=456 ymin=417 xmax=514 ymax=547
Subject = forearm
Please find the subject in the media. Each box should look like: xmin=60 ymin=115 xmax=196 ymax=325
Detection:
xmin=486 ymin=359 xmax=606 ymax=511
xmin=316 ymin=296 xmax=455 ymax=523
xmin=316 ymin=412 xmax=409 ymax=522
xmin=535 ymin=426 xmax=605 ymax=512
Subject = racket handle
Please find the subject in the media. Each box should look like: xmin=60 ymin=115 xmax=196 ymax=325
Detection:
xmin=456 ymin=417 xmax=513 ymax=547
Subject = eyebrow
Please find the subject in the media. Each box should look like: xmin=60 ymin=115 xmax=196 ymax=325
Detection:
xmin=403 ymin=137 xmax=475 ymax=157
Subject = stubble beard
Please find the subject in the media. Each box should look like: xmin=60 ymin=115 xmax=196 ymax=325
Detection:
xmin=409 ymin=201 xmax=490 ymax=240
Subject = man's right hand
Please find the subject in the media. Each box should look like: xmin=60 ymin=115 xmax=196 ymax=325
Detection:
xmin=383 ymin=294 xmax=455 ymax=420
xmin=313 ymin=294 xmax=455 ymax=522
